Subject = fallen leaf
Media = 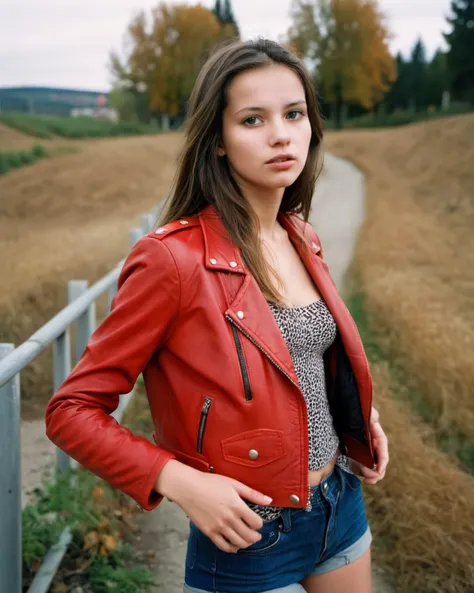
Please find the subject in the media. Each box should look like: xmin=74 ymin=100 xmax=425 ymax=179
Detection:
xmin=101 ymin=534 xmax=117 ymax=552
xmin=92 ymin=486 xmax=103 ymax=500
xmin=83 ymin=530 xmax=100 ymax=550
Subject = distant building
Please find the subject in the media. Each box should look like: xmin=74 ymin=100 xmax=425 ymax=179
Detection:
xmin=0 ymin=86 xmax=117 ymax=120
xmin=70 ymin=106 xmax=118 ymax=121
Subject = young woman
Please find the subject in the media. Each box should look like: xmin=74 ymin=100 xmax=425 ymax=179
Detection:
xmin=46 ymin=38 xmax=389 ymax=593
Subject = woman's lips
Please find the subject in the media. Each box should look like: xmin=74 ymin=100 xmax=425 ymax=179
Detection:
xmin=265 ymin=159 xmax=296 ymax=170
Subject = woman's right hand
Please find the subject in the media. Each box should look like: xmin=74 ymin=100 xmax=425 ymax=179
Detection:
xmin=154 ymin=460 xmax=272 ymax=553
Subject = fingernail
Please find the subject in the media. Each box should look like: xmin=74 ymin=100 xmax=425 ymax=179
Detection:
xmin=264 ymin=496 xmax=273 ymax=504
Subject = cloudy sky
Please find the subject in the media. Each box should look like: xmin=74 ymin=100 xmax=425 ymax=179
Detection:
xmin=0 ymin=0 xmax=451 ymax=92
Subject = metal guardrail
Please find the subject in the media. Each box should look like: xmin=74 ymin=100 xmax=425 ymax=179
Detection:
xmin=0 ymin=205 xmax=163 ymax=593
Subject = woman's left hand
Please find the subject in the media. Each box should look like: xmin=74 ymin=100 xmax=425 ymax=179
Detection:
xmin=348 ymin=406 xmax=389 ymax=485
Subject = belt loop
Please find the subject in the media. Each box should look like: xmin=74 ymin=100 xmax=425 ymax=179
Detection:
xmin=336 ymin=464 xmax=345 ymax=501
xmin=280 ymin=508 xmax=292 ymax=533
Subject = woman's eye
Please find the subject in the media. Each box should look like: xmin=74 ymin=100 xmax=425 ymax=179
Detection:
xmin=243 ymin=115 xmax=262 ymax=126
xmin=287 ymin=110 xmax=304 ymax=120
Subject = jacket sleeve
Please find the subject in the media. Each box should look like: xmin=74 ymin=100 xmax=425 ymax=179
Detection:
xmin=45 ymin=235 xmax=179 ymax=511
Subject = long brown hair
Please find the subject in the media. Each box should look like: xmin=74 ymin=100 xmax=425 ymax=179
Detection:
xmin=159 ymin=37 xmax=324 ymax=302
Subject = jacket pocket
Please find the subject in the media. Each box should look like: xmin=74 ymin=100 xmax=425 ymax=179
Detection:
xmin=231 ymin=325 xmax=252 ymax=401
xmin=197 ymin=396 xmax=213 ymax=454
xmin=221 ymin=429 xmax=285 ymax=468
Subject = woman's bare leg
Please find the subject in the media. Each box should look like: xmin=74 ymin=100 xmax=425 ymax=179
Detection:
xmin=300 ymin=548 xmax=372 ymax=593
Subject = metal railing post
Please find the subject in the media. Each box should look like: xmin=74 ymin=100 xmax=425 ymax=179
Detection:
xmin=68 ymin=280 xmax=95 ymax=366
xmin=0 ymin=344 xmax=22 ymax=593
xmin=53 ymin=330 xmax=72 ymax=473
xmin=107 ymin=283 xmax=117 ymax=314
xmin=142 ymin=213 xmax=155 ymax=234
xmin=129 ymin=227 xmax=143 ymax=249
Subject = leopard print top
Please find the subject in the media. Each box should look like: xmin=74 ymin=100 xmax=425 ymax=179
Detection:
xmin=246 ymin=298 xmax=350 ymax=522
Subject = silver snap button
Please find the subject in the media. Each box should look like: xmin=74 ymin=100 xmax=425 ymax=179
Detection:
xmin=248 ymin=449 xmax=259 ymax=460
xmin=180 ymin=220 xmax=189 ymax=225
xmin=209 ymin=258 xmax=217 ymax=265
xmin=323 ymin=482 xmax=328 ymax=490
xmin=289 ymin=494 xmax=300 ymax=505
xmin=229 ymin=261 xmax=238 ymax=268
xmin=155 ymin=228 xmax=167 ymax=234
xmin=237 ymin=311 xmax=244 ymax=320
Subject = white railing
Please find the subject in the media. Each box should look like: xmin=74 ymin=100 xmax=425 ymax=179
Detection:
xmin=0 ymin=205 xmax=163 ymax=593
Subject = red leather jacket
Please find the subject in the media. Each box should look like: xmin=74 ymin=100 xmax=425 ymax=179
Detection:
xmin=45 ymin=205 xmax=376 ymax=511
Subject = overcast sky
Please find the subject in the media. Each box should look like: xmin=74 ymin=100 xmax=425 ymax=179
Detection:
xmin=0 ymin=0 xmax=451 ymax=92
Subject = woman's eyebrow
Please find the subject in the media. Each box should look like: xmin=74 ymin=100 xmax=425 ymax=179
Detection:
xmin=235 ymin=100 xmax=307 ymax=115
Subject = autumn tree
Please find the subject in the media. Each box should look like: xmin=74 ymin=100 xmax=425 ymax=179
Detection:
xmin=110 ymin=3 xmax=223 ymax=126
xmin=287 ymin=0 xmax=396 ymax=127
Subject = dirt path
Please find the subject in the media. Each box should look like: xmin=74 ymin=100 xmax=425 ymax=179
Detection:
xmin=131 ymin=152 xmax=394 ymax=592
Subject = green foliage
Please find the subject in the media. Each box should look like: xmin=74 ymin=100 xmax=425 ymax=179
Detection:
xmin=325 ymin=103 xmax=473 ymax=129
xmin=22 ymin=470 xmax=156 ymax=592
xmin=109 ymin=86 xmax=141 ymax=123
xmin=0 ymin=111 xmax=159 ymax=139
xmin=0 ymin=143 xmax=48 ymax=175
xmin=444 ymin=0 xmax=474 ymax=104
xmin=87 ymin=545 xmax=156 ymax=593
xmin=22 ymin=505 xmax=67 ymax=565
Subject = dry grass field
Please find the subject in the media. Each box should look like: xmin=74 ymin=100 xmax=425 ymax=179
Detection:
xmin=0 ymin=123 xmax=40 ymax=150
xmin=326 ymin=114 xmax=474 ymax=440
xmin=3 ymin=114 xmax=474 ymax=590
xmin=325 ymin=114 xmax=474 ymax=591
xmin=0 ymin=129 xmax=183 ymax=418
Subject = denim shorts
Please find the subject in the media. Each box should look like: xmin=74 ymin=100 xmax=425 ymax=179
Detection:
xmin=183 ymin=464 xmax=372 ymax=593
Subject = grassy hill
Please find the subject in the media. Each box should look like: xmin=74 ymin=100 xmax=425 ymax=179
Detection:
xmin=325 ymin=113 xmax=474 ymax=592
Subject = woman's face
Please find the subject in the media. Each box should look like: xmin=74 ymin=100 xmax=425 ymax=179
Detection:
xmin=220 ymin=63 xmax=312 ymax=194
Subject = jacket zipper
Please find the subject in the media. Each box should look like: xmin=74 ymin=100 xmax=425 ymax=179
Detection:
xmin=231 ymin=324 xmax=252 ymax=401
xmin=197 ymin=396 xmax=212 ymax=454
xmin=226 ymin=314 xmax=300 ymax=390
xmin=226 ymin=314 xmax=311 ymax=509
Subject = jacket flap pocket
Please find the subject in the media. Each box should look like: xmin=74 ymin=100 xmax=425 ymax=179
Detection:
xmin=221 ymin=429 xmax=285 ymax=468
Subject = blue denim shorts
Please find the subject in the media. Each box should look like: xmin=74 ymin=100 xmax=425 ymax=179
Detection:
xmin=184 ymin=464 xmax=372 ymax=593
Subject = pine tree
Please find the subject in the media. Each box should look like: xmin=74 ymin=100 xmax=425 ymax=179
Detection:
xmin=213 ymin=0 xmax=223 ymax=23
xmin=408 ymin=37 xmax=428 ymax=111
xmin=443 ymin=0 xmax=474 ymax=104
xmin=213 ymin=0 xmax=239 ymax=36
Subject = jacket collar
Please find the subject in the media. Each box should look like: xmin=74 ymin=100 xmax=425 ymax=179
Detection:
xmin=198 ymin=204 xmax=318 ymax=275
xmin=198 ymin=205 xmax=323 ymax=384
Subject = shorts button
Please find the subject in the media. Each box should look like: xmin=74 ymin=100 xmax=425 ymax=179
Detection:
xmin=248 ymin=449 xmax=259 ymax=460
xmin=289 ymin=494 xmax=299 ymax=504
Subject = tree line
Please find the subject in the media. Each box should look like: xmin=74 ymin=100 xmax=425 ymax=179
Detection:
xmin=110 ymin=0 xmax=474 ymax=129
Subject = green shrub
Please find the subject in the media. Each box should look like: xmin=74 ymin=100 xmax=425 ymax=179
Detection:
xmin=22 ymin=470 xmax=156 ymax=592
xmin=0 ymin=143 xmax=48 ymax=175
xmin=0 ymin=153 xmax=10 ymax=174
xmin=329 ymin=103 xmax=474 ymax=130
xmin=0 ymin=111 xmax=160 ymax=139
xmin=7 ymin=151 xmax=23 ymax=168
xmin=31 ymin=143 xmax=47 ymax=158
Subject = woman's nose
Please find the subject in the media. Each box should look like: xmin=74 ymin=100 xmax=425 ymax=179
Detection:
xmin=268 ymin=119 xmax=291 ymax=146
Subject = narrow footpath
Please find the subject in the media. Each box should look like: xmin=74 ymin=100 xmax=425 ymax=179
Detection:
xmin=132 ymin=153 xmax=393 ymax=593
